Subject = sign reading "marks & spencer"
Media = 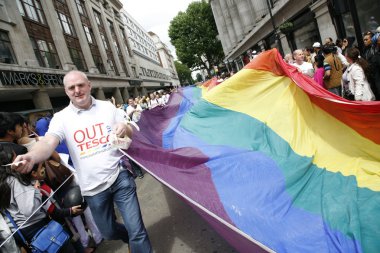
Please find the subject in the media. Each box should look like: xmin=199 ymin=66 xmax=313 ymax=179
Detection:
xmin=0 ymin=70 xmax=64 ymax=86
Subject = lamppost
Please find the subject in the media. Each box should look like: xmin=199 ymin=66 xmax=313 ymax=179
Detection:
xmin=265 ymin=0 xmax=284 ymax=56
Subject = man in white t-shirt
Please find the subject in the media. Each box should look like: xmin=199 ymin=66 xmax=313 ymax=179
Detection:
xmin=126 ymin=98 xmax=142 ymax=122
xmin=14 ymin=70 xmax=152 ymax=253
xmin=292 ymin=49 xmax=314 ymax=77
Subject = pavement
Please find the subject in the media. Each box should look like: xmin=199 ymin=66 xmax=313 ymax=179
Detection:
xmin=96 ymin=173 xmax=237 ymax=253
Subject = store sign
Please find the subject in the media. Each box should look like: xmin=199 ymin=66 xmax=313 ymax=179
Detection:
xmin=140 ymin=67 xmax=170 ymax=80
xmin=0 ymin=70 xmax=64 ymax=86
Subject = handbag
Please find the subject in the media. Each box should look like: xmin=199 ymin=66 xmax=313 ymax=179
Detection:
xmin=44 ymin=159 xmax=73 ymax=190
xmin=4 ymin=211 xmax=69 ymax=253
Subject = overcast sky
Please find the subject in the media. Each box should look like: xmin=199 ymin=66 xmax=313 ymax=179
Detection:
xmin=120 ymin=0 xmax=195 ymax=59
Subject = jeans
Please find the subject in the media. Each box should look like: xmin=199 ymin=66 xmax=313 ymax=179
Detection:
xmin=85 ymin=170 xmax=152 ymax=253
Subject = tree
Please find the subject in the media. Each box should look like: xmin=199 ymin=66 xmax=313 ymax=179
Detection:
xmin=169 ymin=1 xmax=224 ymax=76
xmin=174 ymin=60 xmax=193 ymax=86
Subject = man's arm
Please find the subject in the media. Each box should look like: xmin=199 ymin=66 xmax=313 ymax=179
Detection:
xmin=13 ymin=134 xmax=60 ymax=174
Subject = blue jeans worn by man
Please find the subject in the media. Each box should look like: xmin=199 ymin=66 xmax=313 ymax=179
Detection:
xmin=85 ymin=170 xmax=152 ymax=253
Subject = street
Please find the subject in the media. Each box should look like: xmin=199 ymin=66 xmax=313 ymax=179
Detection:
xmin=96 ymin=173 xmax=237 ymax=253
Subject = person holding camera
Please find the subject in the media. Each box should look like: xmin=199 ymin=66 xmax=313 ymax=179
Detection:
xmin=323 ymin=45 xmax=344 ymax=96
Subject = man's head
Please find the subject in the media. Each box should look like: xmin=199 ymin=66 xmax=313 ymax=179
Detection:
xmin=312 ymin=42 xmax=321 ymax=52
xmin=128 ymin=98 xmax=135 ymax=106
xmin=322 ymin=44 xmax=334 ymax=55
xmin=325 ymin=37 xmax=333 ymax=45
xmin=293 ymin=49 xmax=304 ymax=64
xmin=0 ymin=112 xmax=24 ymax=141
xmin=63 ymin=70 xmax=92 ymax=109
xmin=363 ymin=32 xmax=373 ymax=47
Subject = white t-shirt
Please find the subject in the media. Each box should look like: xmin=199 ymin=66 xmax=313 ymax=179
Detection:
xmin=149 ymin=99 xmax=159 ymax=109
xmin=292 ymin=61 xmax=314 ymax=77
xmin=47 ymin=98 xmax=127 ymax=196
xmin=126 ymin=104 xmax=142 ymax=122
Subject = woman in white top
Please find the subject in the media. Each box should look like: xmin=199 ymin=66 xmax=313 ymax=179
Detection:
xmin=342 ymin=48 xmax=375 ymax=101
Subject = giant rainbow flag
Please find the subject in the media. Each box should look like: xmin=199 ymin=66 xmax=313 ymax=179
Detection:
xmin=125 ymin=49 xmax=380 ymax=253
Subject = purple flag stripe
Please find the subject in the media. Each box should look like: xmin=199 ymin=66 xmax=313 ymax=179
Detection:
xmin=126 ymin=139 xmax=234 ymax=224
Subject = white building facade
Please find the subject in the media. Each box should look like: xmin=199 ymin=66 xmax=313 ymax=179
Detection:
xmin=122 ymin=10 xmax=179 ymax=90
xmin=149 ymin=31 xmax=180 ymax=87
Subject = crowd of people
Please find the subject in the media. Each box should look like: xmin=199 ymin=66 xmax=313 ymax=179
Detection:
xmin=0 ymin=112 xmax=103 ymax=253
xmin=283 ymin=30 xmax=380 ymax=101
xmin=111 ymin=89 xmax=173 ymax=124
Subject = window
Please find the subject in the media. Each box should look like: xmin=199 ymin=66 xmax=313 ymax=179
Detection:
xmin=108 ymin=59 xmax=115 ymax=72
xmin=68 ymin=47 xmax=87 ymax=71
xmin=113 ymin=41 xmax=119 ymax=54
xmin=0 ymin=31 xmax=17 ymax=64
xmin=17 ymin=0 xmax=46 ymax=24
xmin=75 ymin=0 xmax=87 ymax=17
xmin=107 ymin=20 xmax=114 ymax=34
xmin=83 ymin=25 xmax=93 ymax=44
xmin=93 ymin=10 xmax=102 ymax=26
xmin=100 ymin=34 xmax=108 ymax=50
xmin=93 ymin=55 xmax=106 ymax=74
xmin=16 ymin=0 xmax=25 ymax=16
xmin=356 ymin=0 xmax=380 ymax=34
xmin=57 ymin=12 xmax=76 ymax=36
xmin=30 ymin=37 xmax=61 ymax=68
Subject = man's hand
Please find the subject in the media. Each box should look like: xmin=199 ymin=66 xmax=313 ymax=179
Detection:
xmin=12 ymin=154 xmax=36 ymax=174
xmin=113 ymin=122 xmax=132 ymax=138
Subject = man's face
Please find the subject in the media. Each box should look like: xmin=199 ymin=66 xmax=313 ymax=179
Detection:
xmin=64 ymin=72 xmax=92 ymax=109
xmin=294 ymin=51 xmax=304 ymax=63
xmin=363 ymin=35 xmax=372 ymax=47
xmin=128 ymin=99 xmax=134 ymax=106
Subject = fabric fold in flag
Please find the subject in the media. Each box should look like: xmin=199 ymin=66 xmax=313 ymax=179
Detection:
xmin=125 ymin=49 xmax=380 ymax=253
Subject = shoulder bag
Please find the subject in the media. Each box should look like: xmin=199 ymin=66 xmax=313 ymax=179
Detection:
xmin=4 ymin=211 xmax=69 ymax=253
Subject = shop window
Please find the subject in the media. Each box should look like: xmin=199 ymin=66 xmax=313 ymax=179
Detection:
xmin=0 ymin=30 xmax=17 ymax=64
xmin=342 ymin=13 xmax=355 ymax=41
xmin=293 ymin=21 xmax=319 ymax=50
xmin=356 ymin=0 xmax=380 ymax=34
